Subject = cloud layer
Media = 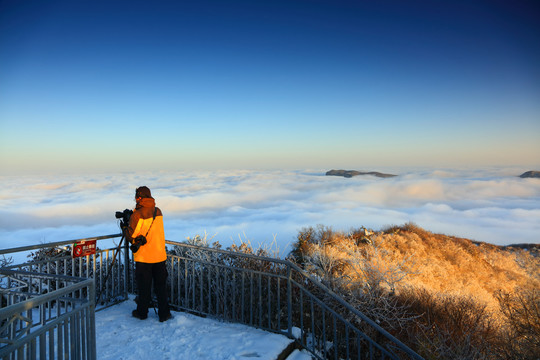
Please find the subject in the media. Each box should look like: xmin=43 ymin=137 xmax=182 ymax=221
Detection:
xmin=1 ymin=169 xmax=539 ymax=255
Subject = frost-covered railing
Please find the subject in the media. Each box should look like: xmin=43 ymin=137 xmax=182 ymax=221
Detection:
xmin=165 ymin=241 xmax=423 ymax=360
xmin=0 ymin=234 xmax=130 ymax=308
xmin=0 ymin=235 xmax=126 ymax=360
xmin=0 ymin=269 xmax=96 ymax=360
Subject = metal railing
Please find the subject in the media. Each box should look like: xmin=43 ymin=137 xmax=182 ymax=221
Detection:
xmin=0 ymin=234 xmax=130 ymax=309
xmin=0 ymin=235 xmax=126 ymax=360
xmin=0 ymin=236 xmax=423 ymax=360
xmin=0 ymin=269 xmax=96 ymax=360
xmin=166 ymin=241 xmax=423 ymax=360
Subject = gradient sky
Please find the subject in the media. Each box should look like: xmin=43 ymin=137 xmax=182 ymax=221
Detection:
xmin=1 ymin=0 xmax=539 ymax=174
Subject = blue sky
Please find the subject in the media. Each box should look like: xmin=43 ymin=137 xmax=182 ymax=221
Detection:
xmin=1 ymin=0 xmax=539 ymax=174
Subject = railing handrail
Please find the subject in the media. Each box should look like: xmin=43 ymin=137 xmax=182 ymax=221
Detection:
xmin=0 ymin=234 xmax=122 ymax=256
xmin=0 ymin=268 xmax=92 ymax=283
xmin=165 ymin=240 xmax=291 ymax=265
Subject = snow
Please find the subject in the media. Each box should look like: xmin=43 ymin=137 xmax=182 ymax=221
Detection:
xmin=95 ymin=296 xmax=312 ymax=360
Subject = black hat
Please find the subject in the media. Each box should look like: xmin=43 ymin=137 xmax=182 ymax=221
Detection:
xmin=135 ymin=186 xmax=152 ymax=199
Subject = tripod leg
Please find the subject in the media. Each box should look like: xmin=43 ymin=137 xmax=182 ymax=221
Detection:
xmin=96 ymin=234 xmax=125 ymax=304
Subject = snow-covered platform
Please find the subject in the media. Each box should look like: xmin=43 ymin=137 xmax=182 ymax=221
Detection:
xmin=95 ymin=298 xmax=312 ymax=360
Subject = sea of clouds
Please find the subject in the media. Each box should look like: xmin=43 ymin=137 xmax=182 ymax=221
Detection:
xmin=1 ymin=168 xmax=539 ymax=257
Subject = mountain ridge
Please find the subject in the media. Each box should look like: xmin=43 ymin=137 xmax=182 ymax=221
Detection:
xmin=325 ymin=169 xmax=397 ymax=178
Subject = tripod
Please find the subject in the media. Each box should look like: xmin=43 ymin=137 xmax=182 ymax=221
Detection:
xmin=96 ymin=226 xmax=127 ymax=305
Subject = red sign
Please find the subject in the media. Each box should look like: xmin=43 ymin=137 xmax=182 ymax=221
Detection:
xmin=72 ymin=240 xmax=97 ymax=258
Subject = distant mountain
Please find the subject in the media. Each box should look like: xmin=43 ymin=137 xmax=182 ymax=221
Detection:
xmin=519 ymin=171 xmax=540 ymax=178
xmin=326 ymin=169 xmax=397 ymax=178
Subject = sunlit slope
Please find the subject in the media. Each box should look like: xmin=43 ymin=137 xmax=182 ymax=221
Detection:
xmin=293 ymin=223 xmax=539 ymax=314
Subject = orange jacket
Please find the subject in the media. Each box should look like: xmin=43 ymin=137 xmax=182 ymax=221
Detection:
xmin=127 ymin=197 xmax=167 ymax=263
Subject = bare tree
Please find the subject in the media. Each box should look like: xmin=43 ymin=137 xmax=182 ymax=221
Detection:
xmin=347 ymin=236 xmax=416 ymax=295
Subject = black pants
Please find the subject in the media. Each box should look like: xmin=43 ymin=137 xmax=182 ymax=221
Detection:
xmin=135 ymin=261 xmax=170 ymax=318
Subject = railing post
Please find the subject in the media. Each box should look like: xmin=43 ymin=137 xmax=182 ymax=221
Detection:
xmin=124 ymin=238 xmax=130 ymax=297
xmin=287 ymin=263 xmax=292 ymax=339
xmin=88 ymin=279 xmax=97 ymax=360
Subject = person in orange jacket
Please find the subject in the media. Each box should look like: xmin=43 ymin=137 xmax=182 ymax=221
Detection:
xmin=125 ymin=186 xmax=172 ymax=322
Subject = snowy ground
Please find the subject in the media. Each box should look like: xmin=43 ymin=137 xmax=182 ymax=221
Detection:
xmin=95 ymin=297 xmax=312 ymax=360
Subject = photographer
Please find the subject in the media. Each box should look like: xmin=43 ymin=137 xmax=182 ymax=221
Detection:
xmin=124 ymin=186 xmax=172 ymax=322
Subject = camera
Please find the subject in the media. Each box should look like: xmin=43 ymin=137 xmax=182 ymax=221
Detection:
xmin=115 ymin=209 xmax=146 ymax=253
xmin=115 ymin=209 xmax=133 ymax=226
xmin=130 ymin=235 xmax=147 ymax=253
